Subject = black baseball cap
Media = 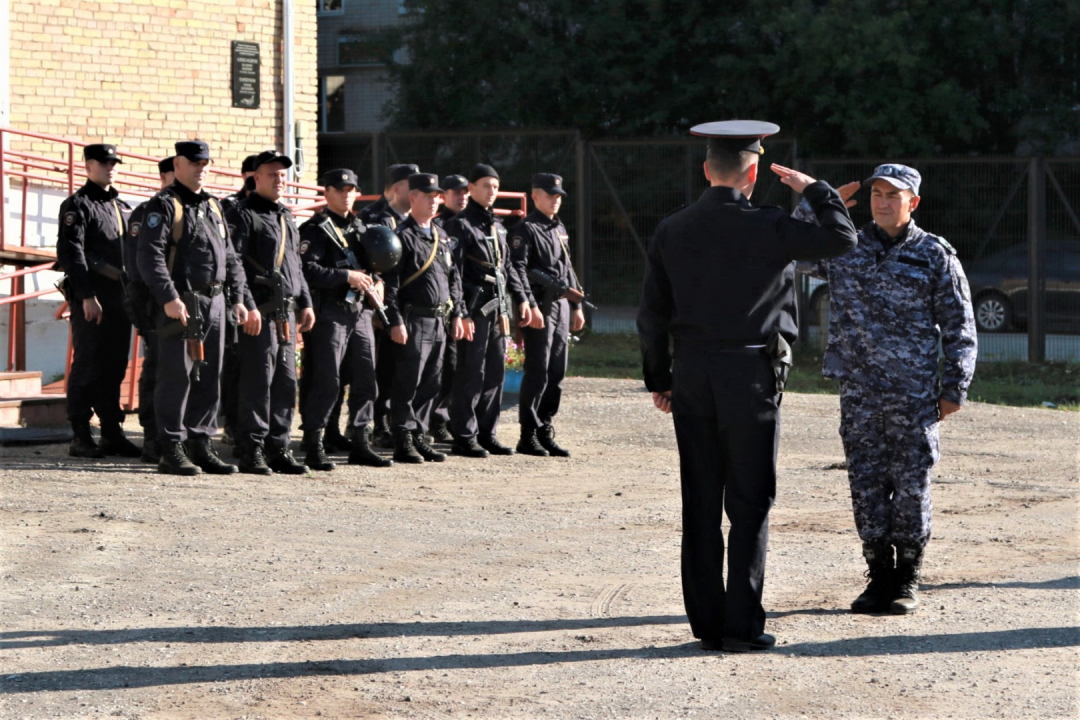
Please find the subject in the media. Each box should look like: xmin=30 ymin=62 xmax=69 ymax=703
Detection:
xmin=690 ymin=119 xmax=780 ymax=156
xmin=321 ymin=168 xmax=360 ymax=190
xmin=532 ymin=173 xmax=567 ymax=196
xmin=408 ymin=173 xmax=443 ymax=193
xmin=442 ymin=174 xmax=468 ymax=191
xmin=468 ymin=163 xmax=499 ymax=183
xmin=174 ymin=140 xmax=212 ymax=162
xmin=84 ymin=144 xmax=122 ymax=163
xmin=157 ymin=156 xmax=175 ymax=174
xmin=240 ymin=154 xmax=261 ymax=174
xmin=252 ymin=149 xmax=293 ymax=170
xmin=387 ymin=163 xmax=420 ymax=185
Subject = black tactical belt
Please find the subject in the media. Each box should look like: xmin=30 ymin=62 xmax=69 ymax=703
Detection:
xmin=194 ymin=282 xmax=223 ymax=298
xmin=406 ymin=301 xmax=452 ymax=318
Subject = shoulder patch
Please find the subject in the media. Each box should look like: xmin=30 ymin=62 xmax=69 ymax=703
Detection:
xmin=129 ymin=222 xmax=142 ymax=238
xmin=511 ymin=235 xmax=523 ymax=249
xmin=299 ymin=240 xmax=311 ymax=254
xmin=932 ymin=235 xmax=956 ymax=255
xmin=63 ymin=211 xmax=77 ymax=226
xmin=146 ymin=213 xmax=162 ymax=229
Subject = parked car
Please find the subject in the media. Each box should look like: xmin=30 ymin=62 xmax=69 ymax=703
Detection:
xmin=798 ymin=240 xmax=1080 ymax=334
xmin=967 ymin=241 xmax=1080 ymax=333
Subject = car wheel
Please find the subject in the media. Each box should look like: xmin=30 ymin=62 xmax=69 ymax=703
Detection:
xmin=974 ymin=292 xmax=1011 ymax=332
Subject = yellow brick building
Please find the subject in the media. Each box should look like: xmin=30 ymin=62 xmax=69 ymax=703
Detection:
xmin=3 ymin=0 xmax=319 ymax=181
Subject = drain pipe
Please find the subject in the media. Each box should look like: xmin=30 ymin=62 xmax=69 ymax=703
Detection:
xmin=283 ymin=0 xmax=297 ymax=189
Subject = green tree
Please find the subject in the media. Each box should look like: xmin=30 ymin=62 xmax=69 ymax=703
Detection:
xmin=383 ymin=0 xmax=1078 ymax=156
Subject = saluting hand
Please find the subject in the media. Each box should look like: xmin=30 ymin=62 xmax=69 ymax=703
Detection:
xmin=770 ymin=164 xmax=817 ymax=194
xmin=837 ymin=181 xmax=861 ymax=209
xmin=652 ymin=391 xmax=672 ymax=414
xmin=163 ymin=297 xmax=187 ymax=326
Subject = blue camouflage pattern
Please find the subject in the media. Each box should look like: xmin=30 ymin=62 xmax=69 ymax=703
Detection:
xmin=795 ymin=200 xmax=976 ymax=548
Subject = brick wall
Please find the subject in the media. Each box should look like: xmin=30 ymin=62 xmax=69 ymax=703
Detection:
xmin=7 ymin=0 xmax=319 ymax=182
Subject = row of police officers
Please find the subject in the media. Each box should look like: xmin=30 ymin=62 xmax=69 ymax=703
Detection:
xmin=54 ymin=141 xmax=586 ymax=477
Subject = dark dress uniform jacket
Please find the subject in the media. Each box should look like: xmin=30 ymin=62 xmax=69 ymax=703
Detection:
xmin=56 ymin=181 xmax=131 ymax=301
xmin=298 ymin=210 xmax=370 ymax=306
xmin=510 ymin=210 xmax=580 ymax=311
xmin=638 ymin=182 xmax=858 ymax=392
xmin=446 ymin=198 xmax=529 ymax=317
xmin=383 ymin=218 xmax=462 ymax=325
xmin=226 ymin=193 xmax=312 ymax=312
xmin=359 ymin=196 xmax=405 ymax=230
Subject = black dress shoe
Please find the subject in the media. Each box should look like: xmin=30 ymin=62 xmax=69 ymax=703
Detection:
xmin=479 ymin=437 xmax=514 ymax=456
xmin=699 ymin=639 xmax=723 ymax=652
xmin=721 ymin=633 xmax=776 ymax=653
xmin=451 ymin=438 xmax=490 ymax=458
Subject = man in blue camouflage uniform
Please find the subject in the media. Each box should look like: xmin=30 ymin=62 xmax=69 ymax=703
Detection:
xmin=796 ymin=163 xmax=977 ymax=615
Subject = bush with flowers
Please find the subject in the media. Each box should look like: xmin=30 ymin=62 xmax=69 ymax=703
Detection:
xmin=505 ymin=340 xmax=525 ymax=371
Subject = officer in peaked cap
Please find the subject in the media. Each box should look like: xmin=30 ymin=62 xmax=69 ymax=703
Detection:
xmin=793 ymin=162 xmax=976 ymax=617
xmin=137 ymin=139 xmax=252 ymax=476
xmin=226 ymin=149 xmax=315 ymax=476
xmin=429 ymin=173 xmax=471 ymax=442
xmin=383 ymin=173 xmax=465 ymax=463
xmin=509 ymin=172 xmax=586 ymax=457
xmin=362 ymin=162 xmax=420 ymax=448
xmin=121 ymin=155 xmax=177 ymax=464
xmin=638 ymin=120 xmax=858 ymax=652
xmin=221 ymin=154 xmax=261 ymax=214
xmin=55 ymin=143 xmax=141 ymax=459
xmin=297 ymin=168 xmax=392 ymax=470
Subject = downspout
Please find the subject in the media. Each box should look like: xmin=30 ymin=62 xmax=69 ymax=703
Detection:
xmin=283 ymin=0 xmax=296 ymax=189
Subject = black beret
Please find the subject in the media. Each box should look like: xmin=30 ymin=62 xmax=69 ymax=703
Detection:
xmin=468 ymin=163 xmax=499 ymax=183
xmin=174 ymin=140 xmax=211 ymax=162
xmin=84 ymin=143 xmax=122 ymax=164
xmin=387 ymin=163 xmax=420 ymax=185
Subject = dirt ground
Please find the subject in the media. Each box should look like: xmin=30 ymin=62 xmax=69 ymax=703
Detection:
xmin=1 ymin=378 xmax=1077 ymax=719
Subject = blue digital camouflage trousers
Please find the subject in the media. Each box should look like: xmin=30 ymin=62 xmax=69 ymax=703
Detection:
xmin=839 ymin=383 xmax=940 ymax=547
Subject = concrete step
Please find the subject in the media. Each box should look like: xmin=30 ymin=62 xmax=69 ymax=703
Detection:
xmin=0 ymin=371 xmax=43 ymax=398
xmin=0 ymin=394 xmax=67 ymax=428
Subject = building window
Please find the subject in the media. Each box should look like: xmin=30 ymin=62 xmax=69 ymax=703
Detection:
xmin=321 ymin=76 xmax=345 ymax=133
xmin=338 ymin=34 xmax=391 ymax=67
xmin=318 ymin=0 xmax=344 ymax=15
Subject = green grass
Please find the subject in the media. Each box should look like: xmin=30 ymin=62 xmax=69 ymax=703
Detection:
xmin=567 ymin=333 xmax=1080 ymax=411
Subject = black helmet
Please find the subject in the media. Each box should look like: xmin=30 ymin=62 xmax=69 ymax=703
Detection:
xmin=360 ymin=225 xmax=402 ymax=273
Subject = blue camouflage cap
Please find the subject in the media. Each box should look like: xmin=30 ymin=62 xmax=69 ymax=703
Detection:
xmin=865 ymin=163 xmax=921 ymax=195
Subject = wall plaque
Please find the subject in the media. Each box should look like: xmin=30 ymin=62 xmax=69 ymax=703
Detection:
xmin=231 ymin=41 xmax=260 ymax=109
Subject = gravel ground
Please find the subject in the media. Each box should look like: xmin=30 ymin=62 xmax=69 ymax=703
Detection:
xmin=1 ymin=378 xmax=1077 ymax=719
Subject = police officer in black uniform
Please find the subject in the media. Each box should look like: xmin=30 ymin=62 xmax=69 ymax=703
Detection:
xmin=446 ymin=164 xmax=531 ymax=458
xmin=137 ymin=140 xmax=252 ymax=476
xmin=510 ymin=173 xmax=586 ymax=457
xmin=637 ymin=121 xmax=858 ymax=652
xmin=429 ymin=173 xmax=470 ymax=442
xmin=362 ymin=163 xmax=418 ymax=448
xmin=383 ymin=173 xmax=465 ymax=463
xmin=298 ymin=168 xmax=391 ymax=470
xmin=55 ymin=143 xmax=141 ymax=459
xmin=220 ymin=154 xmax=259 ymax=214
xmin=227 ymin=150 xmax=315 ymax=475
xmin=122 ymin=155 xmax=175 ymax=463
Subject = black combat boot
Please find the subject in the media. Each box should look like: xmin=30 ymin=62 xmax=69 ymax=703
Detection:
xmin=142 ymin=436 xmax=163 ymax=464
xmin=891 ymin=544 xmax=924 ymax=614
xmin=372 ymin=415 xmax=395 ymax=449
xmin=851 ymin=543 xmax=895 ymax=614
xmin=348 ymin=426 xmax=392 ymax=467
xmin=322 ymin=425 xmax=351 ymax=454
xmin=267 ymin=445 xmax=310 ymax=475
xmin=480 ymin=436 xmax=514 ymax=456
xmin=412 ymin=430 xmax=447 ymax=462
xmin=451 ymin=437 xmax=489 ymax=458
xmin=430 ymin=417 xmax=454 ymax=444
xmin=302 ymin=429 xmax=337 ymax=471
xmin=238 ymin=442 xmax=273 ymax=476
xmin=186 ymin=436 xmax=239 ymax=475
xmin=515 ymin=428 xmax=549 ymax=457
xmin=537 ymin=425 xmax=571 ymax=457
xmin=157 ymin=440 xmax=202 ymax=476
xmin=69 ymin=420 xmax=104 ymax=459
xmin=100 ymin=422 xmax=142 ymax=458
xmin=393 ymin=428 xmax=425 ymax=464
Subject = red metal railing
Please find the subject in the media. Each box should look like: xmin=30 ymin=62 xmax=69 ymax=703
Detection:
xmin=2 ymin=125 xmax=529 ymax=406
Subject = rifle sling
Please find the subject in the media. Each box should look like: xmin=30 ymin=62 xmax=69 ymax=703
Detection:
xmin=400 ymin=225 xmax=440 ymax=289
